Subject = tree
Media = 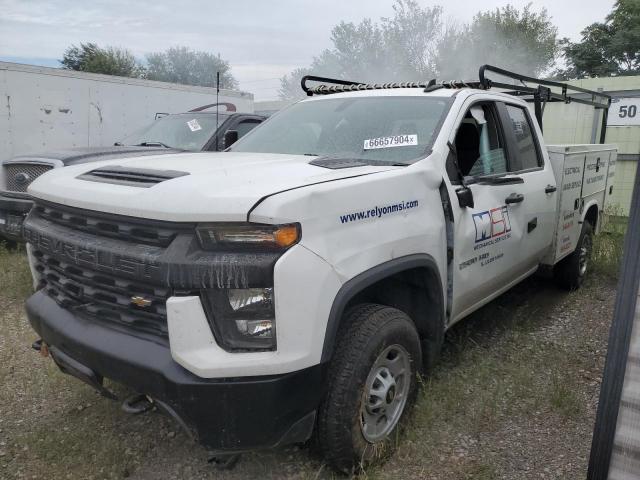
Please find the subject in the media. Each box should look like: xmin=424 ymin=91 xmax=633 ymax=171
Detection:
xmin=561 ymin=0 xmax=640 ymax=78
xmin=379 ymin=1 xmax=444 ymax=80
xmin=145 ymin=46 xmax=238 ymax=89
xmin=279 ymin=1 xmax=446 ymax=99
xmin=279 ymin=1 xmax=560 ymax=99
xmin=439 ymin=4 xmax=559 ymax=79
xmin=60 ymin=43 xmax=143 ymax=77
xmin=278 ymin=51 xmax=342 ymax=100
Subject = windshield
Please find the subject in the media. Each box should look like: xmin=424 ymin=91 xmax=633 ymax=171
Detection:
xmin=230 ymin=96 xmax=449 ymax=164
xmin=119 ymin=113 xmax=229 ymax=151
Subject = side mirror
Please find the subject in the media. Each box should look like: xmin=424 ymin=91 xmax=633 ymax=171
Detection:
xmin=223 ymin=130 xmax=239 ymax=148
xmin=456 ymin=186 xmax=474 ymax=209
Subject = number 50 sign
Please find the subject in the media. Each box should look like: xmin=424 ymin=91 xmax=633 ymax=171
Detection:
xmin=608 ymin=97 xmax=640 ymax=126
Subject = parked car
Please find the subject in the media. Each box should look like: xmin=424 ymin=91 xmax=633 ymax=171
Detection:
xmin=22 ymin=66 xmax=614 ymax=472
xmin=0 ymin=104 xmax=264 ymax=242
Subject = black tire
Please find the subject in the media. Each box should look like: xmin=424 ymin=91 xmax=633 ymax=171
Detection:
xmin=554 ymin=221 xmax=593 ymax=290
xmin=317 ymin=303 xmax=422 ymax=473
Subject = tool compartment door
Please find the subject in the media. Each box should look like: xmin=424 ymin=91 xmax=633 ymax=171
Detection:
xmin=582 ymin=150 xmax=609 ymax=198
xmin=548 ymin=144 xmax=617 ymax=263
xmin=555 ymin=151 xmax=584 ymax=261
xmin=604 ymin=150 xmax=617 ymax=212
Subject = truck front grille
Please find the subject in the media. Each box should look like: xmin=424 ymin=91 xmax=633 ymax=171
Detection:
xmin=33 ymin=202 xmax=192 ymax=247
xmin=32 ymin=249 xmax=172 ymax=341
xmin=25 ymin=201 xmax=201 ymax=341
xmin=4 ymin=163 xmax=53 ymax=192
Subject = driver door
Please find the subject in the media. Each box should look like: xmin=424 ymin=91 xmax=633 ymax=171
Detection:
xmin=447 ymin=101 xmax=532 ymax=322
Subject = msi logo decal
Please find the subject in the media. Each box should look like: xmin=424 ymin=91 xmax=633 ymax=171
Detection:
xmin=472 ymin=206 xmax=511 ymax=243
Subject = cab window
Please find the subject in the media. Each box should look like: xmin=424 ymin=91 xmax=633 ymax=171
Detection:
xmin=236 ymin=119 xmax=261 ymax=139
xmin=447 ymin=103 xmax=508 ymax=182
xmin=504 ymin=105 xmax=541 ymax=171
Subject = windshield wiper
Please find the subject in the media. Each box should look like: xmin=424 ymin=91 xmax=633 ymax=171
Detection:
xmin=366 ymin=159 xmax=410 ymax=167
xmin=334 ymin=156 xmax=409 ymax=167
xmin=134 ymin=141 xmax=173 ymax=149
xmin=310 ymin=155 xmax=409 ymax=168
xmin=300 ymin=153 xmax=407 ymax=166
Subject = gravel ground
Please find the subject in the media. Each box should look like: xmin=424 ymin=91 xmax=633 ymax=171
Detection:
xmin=0 ymin=248 xmax=617 ymax=480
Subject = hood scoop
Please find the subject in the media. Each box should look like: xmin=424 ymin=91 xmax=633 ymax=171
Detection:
xmin=77 ymin=165 xmax=189 ymax=188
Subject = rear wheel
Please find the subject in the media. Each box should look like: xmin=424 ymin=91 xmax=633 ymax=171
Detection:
xmin=317 ymin=303 xmax=422 ymax=473
xmin=554 ymin=221 xmax=593 ymax=290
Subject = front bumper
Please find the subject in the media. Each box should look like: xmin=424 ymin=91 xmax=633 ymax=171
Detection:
xmin=26 ymin=291 xmax=324 ymax=452
xmin=0 ymin=193 xmax=33 ymax=240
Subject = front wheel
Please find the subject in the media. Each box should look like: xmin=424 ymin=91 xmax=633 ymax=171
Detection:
xmin=317 ymin=303 xmax=422 ymax=473
xmin=554 ymin=221 xmax=593 ymax=290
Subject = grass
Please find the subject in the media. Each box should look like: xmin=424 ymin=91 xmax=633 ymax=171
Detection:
xmin=412 ymin=331 xmax=583 ymax=436
xmin=549 ymin=375 xmax=583 ymax=420
xmin=0 ymin=227 xmax=625 ymax=479
xmin=591 ymin=211 xmax=628 ymax=278
xmin=464 ymin=462 xmax=498 ymax=480
xmin=0 ymin=241 xmax=32 ymax=302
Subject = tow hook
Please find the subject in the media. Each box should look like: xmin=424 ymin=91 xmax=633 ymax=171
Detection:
xmin=121 ymin=394 xmax=155 ymax=415
xmin=207 ymin=453 xmax=240 ymax=470
xmin=32 ymin=339 xmax=49 ymax=357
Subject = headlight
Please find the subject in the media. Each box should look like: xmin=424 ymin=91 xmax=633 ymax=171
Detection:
xmin=196 ymin=223 xmax=300 ymax=251
xmin=200 ymin=287 xmax=276 ymax=351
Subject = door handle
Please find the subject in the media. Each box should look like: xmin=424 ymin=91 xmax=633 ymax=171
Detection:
xmin=505 ymin=193 xmax=524 ymax=204
xmin=545 ymin=184 xmax=557 ymax=194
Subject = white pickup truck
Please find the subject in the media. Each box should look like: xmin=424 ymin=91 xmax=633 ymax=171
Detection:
xmin=22 ymin=66 xmax=615 ymax=472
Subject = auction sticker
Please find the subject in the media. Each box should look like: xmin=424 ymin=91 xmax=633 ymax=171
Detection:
xmin=364 ymin=134 xmax=417 ymax=150
xmin=187 ymin=119 xmax=202 ymax=132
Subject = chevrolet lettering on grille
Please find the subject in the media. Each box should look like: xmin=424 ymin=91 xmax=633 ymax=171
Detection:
xmin=23 ymin=227 xmax=162 ymax=279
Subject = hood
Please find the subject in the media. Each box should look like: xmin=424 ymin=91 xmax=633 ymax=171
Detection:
xmin=8 ymin=146 xmax=182 ymax=166
xmin=28 ymin=152 xmax=400 ymax=222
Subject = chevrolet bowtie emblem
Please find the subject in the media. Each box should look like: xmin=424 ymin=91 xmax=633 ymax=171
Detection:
xmin=130 ymin=296 xmax=152 ymax=308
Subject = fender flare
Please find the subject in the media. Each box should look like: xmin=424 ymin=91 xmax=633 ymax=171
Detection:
xmin=320 ymin=253 xmax=445 ymax=363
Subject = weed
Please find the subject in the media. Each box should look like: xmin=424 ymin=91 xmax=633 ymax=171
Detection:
xmin=464 ymin=461 xmax=498 ymax=479
xmin=0 ymin=242 xmax=32 ymax=301
xmin=591 ymin=210 xmax=628 ymax=278
xmin=549 ymin=374 xmax=583 ymax=419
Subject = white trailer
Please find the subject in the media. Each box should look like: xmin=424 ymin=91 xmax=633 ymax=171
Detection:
xmin=0 ymin=61 xmax=254 ymax=161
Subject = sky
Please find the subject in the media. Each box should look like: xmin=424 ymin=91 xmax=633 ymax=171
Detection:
xmin=0 ymin=0 xmax=615 ymax=101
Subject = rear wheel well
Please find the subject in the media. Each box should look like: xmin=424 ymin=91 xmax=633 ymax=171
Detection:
xmin=585 ymin=204 xmax=598 ymax=229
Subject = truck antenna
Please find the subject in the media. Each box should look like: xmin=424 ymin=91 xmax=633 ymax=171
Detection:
xmin=215 ymin=71 xmax=220 ymax=152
